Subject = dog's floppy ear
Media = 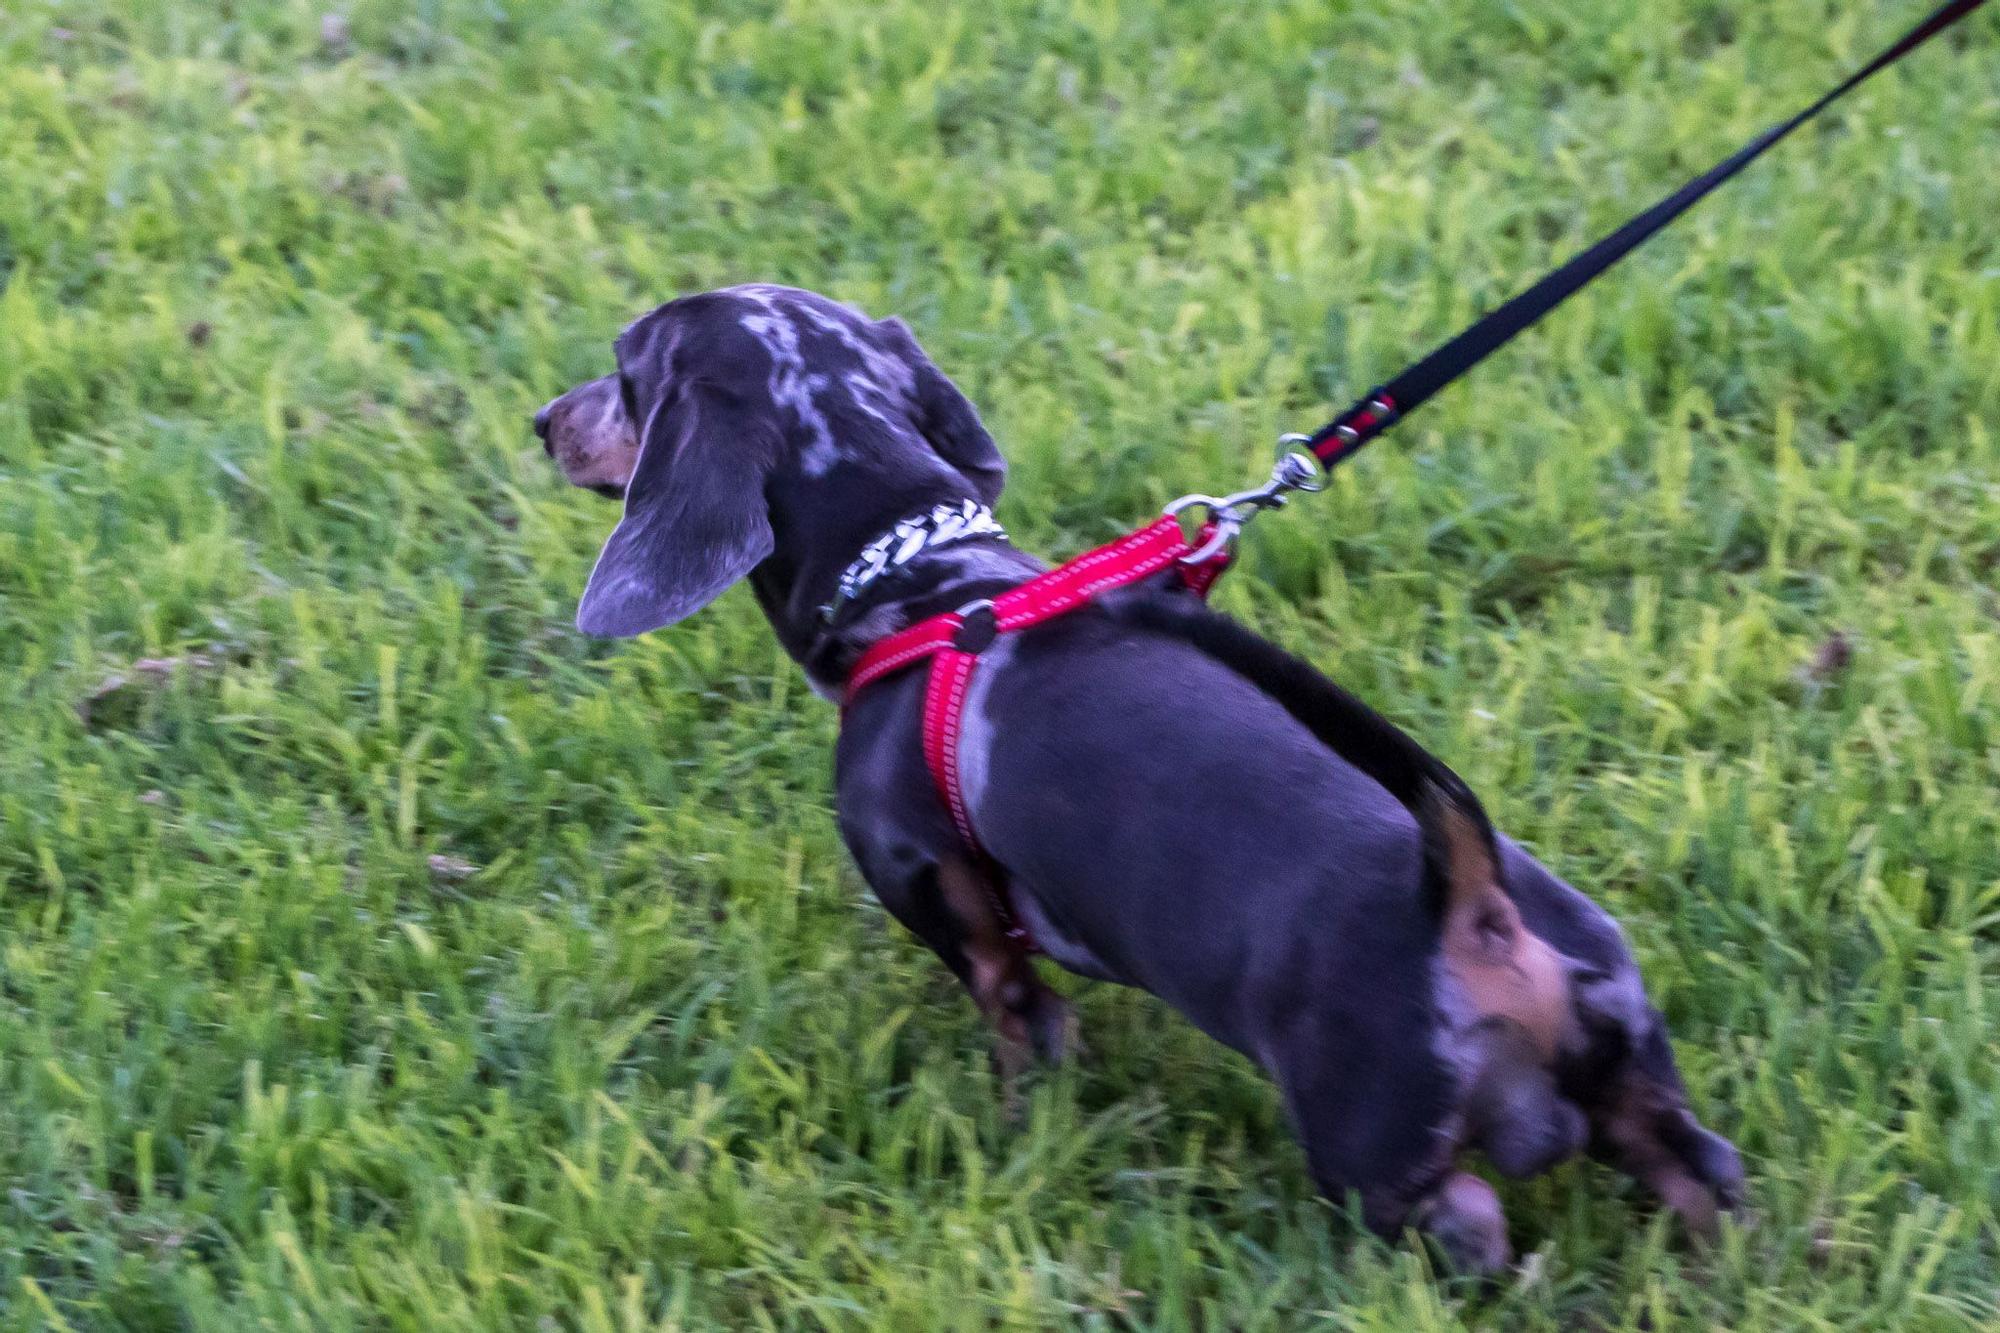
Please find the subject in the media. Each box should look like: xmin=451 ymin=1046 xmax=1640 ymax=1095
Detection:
xmin=575 ymin=378 xmax=777 ymax=638
xmin=876 ymin=317 xmax=1006 ymax=504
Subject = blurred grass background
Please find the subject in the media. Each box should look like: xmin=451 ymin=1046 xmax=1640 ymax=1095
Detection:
xmin=1 ymin=0 xmax=1998 ymax=1327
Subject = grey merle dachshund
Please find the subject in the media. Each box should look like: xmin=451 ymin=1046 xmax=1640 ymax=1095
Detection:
xmin=535 ymin=283 xmax=1741 ymax=1271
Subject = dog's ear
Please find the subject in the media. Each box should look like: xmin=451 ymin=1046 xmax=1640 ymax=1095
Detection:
xmin=575 ymin=378 xmax=777 ymax=638
xmin=876 ymin=317 xmax=1006 ymax=504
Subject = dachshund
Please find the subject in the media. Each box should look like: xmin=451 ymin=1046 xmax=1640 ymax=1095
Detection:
xmin=535 ymin=284 xmax=1741 ymax=1270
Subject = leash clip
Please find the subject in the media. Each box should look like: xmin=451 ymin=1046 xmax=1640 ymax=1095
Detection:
xmin=1167 ymin=435 xmax=1326 ymax=565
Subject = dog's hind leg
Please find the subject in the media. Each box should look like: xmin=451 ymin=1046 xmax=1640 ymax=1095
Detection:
xmin=1566 ymin=996 xmax=1745 ymax=1238
xmin=1462 ymin=1020 xmax=1589 ymax=1180
xmin=1272 ymin=1011 xmax=1513 ymax=1274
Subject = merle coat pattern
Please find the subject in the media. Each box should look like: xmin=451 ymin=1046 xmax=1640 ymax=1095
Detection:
xmin=535 ymin=284 xmax=1741 ymax=1270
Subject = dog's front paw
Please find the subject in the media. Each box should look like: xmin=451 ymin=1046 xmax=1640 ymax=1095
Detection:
xmin=994 ymin=981 xmax=1075 ymax=1065
xmin=991 ymin=981 xmax=1075 ymax=1074
xmin=1025 ymin=990 xmax=1078 ymax=1065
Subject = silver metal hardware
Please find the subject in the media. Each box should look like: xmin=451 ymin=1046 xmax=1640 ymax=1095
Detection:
xmin=1167 ymin=435 xmax=1331 ymax=565
xmin=951 ymin=598 xmax=999 ymax=652
xmin=1273 ymin=434 xmax=1326 ymax=493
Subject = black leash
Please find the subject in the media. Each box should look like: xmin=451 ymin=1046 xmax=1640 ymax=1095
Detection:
xmin=1301 ymin=0 xmax=1993 ymax=473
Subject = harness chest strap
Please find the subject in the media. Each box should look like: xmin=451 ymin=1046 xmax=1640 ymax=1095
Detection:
xmin=844 ymin=515 xmax=1230 ymax=943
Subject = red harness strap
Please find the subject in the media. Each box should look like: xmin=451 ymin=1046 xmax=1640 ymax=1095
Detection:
xmin=844 ymin=515 xmax=1229 ymax=943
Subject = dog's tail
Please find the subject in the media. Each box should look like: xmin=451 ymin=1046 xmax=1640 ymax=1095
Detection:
xmin=1109 ymin=594 xmax=1504 ymax=918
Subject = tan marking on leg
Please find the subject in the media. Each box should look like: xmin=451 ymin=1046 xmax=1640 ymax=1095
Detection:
xmin=1441 ymin=887 xmax=1576 ymax=1064
xmin=935 ymin=859 xmax=1071 ymax=1095
xmin=1428 ymin=793 xmax=1579 ymax=1063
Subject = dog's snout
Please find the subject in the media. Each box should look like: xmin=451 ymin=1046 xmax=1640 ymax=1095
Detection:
xmin=532 ymin=401 xmax=555 ymax=453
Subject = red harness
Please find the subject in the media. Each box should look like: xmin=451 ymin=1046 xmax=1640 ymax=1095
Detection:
xmin=843 ymin=515 xmax=1229 ymax=945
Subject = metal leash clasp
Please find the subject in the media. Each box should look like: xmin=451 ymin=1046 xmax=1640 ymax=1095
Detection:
xmin=1166 ymin=435 xmax=1326 ymax=564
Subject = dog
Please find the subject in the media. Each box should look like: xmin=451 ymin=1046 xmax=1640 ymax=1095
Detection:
xmin=535 ymin=283 xmax=1742 ymax=1271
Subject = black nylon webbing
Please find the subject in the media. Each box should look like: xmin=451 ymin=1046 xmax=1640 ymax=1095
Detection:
xmin=1306 ymin=0 xmax=1993 ymax=469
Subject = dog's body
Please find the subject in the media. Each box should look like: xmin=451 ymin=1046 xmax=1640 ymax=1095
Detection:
xmin=537 ymin=284 xmax=1740 ymax=1269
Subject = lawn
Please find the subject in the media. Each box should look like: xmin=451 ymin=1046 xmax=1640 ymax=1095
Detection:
xmin=2 ymin=0 xmax=1998 ymax=1327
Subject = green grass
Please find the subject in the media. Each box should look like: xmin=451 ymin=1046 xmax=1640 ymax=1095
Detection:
xmin=2 ymin=0 xmax=1998 ymax=1326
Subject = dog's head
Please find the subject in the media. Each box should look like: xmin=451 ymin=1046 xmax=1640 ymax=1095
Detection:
xmin=536 ymin=285 xmax=1006 ymax=637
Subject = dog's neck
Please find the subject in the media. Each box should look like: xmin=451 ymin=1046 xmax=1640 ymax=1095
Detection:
xmin=748 ymin=475 xmax=1044 ymax=697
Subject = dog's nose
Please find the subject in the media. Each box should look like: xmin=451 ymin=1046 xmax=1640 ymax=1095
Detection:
xmin=532 ymin=401 xmax=555 ymax=454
